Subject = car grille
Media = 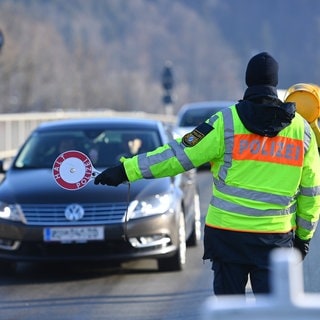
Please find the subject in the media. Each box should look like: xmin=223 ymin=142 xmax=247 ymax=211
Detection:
xmin=20 ymin=203 xmax=128 ymax=226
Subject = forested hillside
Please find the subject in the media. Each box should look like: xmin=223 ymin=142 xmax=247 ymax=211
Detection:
xmin=0 ymin=0 xmax=318 ymax=114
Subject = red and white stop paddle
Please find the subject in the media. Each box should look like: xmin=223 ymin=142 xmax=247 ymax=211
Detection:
xmin=52 ymin=150 xmax=100 ymax=190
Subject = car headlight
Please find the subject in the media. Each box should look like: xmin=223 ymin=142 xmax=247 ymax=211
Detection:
xmin=127 ymin=193 xmax=174 ymax=219
xmin=0 ymin=202 xmax=25 ymax=223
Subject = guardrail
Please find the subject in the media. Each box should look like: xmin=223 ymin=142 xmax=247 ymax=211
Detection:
xmin=0 ymin=110 xmax=176 ymax=159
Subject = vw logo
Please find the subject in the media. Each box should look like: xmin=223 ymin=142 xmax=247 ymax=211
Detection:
xmin=64 ymin=204 xmax=85 ymax=221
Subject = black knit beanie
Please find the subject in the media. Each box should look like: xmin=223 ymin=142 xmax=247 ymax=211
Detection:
xmin=245 ymin=52 xmax=279 ymax=87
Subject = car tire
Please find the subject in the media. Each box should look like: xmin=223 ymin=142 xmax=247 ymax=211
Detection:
xmin=157 ymin=210 xmax=186 ymax=272
xmin=186 ymin=192 xmax=202 ymax=247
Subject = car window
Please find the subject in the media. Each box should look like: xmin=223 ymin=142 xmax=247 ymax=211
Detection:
xmin=14 ymin=131 xmax=91 ymax=169
xmin=93 ymin=129 xmax=161 ymax=167
xmin=14 ymin=128 xmax=161 ymax=169
xmin=178 ymin=107 xmax=225 ymax=127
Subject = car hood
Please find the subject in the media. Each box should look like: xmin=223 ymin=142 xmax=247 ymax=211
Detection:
xmin=0 ymin=169 xmax=174 ymax=204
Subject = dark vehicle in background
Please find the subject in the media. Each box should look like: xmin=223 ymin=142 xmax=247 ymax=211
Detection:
xmin=0 ymin=118 xmax=201 ymax=272
xmin=173 ymin=100 xmax=235 ymax=138
xmin=173 ymin=100 xmax=236 ymax=169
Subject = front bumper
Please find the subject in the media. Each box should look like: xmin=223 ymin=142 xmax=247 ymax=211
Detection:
xmin=0 ymin=212 xmax=180 ymax=263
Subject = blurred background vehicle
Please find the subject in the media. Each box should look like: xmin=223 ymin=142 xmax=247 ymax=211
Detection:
xmin=0 ymin=118 xmax=201 ymax=272
xmin=173 ymin=100 xmax=236 ymax=169
xmin=173 ymin=100 xmax=236 ymax=138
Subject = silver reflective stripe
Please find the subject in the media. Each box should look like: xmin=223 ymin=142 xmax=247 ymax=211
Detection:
xmin=168 ymin=140 xmax=194 ymax=171
xmin=297 ymin=216 xmax=318 ymax=232
xmin=303 ymin=119 xmax=311 ymax=154
xmin=213 ymin=177 xmax=295 ymax=206
xmin=218 ymin=107 xmax=234 ymax=180
xmin=210 ymin=195 xmax=296 ymax=216
xmin=137 ymin=153 xmax=156 ymax=178
xmin=137 ymin=140 xmax=193 ymax=178
xmin=208 ymin=114 xmax=219 ymax=127
xmin=297 ymin=120 xmax=316 ymax=197
xmin=300 ymin=185 xmax=320 ymax=197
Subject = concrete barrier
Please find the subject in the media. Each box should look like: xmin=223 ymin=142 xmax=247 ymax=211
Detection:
xmin=201 ymin=248 xmax=320 ymax=319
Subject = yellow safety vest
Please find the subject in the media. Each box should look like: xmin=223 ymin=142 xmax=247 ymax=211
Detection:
xmin=123 ymin=105 xmax=320 ymax=240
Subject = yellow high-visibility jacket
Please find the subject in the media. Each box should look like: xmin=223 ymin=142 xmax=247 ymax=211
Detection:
xmin=123 ymin=105 xmax=320 ymax=241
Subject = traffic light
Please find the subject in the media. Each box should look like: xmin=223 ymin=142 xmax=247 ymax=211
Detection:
xmin=161 ymin=61 xmax=174 ymax=91
xmin=162 ymin=94 xmax=173 ymax=105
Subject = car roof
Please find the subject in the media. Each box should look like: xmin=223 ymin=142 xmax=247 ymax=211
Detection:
xmin=176 ymin=100 xmax=236 ymax=127
xmin=177 ymin=100 xmax=236 ymax=114
xmin=36 ymin=117 xmax=164 ymax=132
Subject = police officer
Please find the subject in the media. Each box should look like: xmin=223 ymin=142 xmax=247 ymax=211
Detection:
xmin=94 ymin=52 xmax=320 ymax=296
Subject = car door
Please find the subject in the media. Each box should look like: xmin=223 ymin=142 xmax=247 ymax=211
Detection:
xmin=164 ymin=125 xmax=197 ymax=235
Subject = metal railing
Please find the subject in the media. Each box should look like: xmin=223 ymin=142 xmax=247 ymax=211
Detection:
xmin=0 ymin=110 xmax=175 ymax=159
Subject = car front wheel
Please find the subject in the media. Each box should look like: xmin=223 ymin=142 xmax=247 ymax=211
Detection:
xmin=157 ymin=209 xmax=186 ymax=272
xmin=186 ymin=191 xmax=201 ymax=247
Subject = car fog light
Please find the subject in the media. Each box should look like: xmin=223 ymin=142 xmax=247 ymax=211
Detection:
xmin=129 ymin=235 xmax=171 ymax=248
xmin=0 ymin=239 xmax=20 ymax=250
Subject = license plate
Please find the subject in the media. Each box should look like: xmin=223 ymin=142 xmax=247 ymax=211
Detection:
xmin=43 ymin=226 xmax=104 ymax=243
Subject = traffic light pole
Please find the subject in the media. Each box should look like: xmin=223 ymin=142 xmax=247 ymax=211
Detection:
xmin=161 ymin=60 xmax=174 ymax=115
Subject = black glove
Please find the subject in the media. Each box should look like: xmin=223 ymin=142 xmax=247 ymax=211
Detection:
xmin=293 ymin=236 xmax=310 ymax=260
xmin=94 ymin=163 xmax=128 ymax=186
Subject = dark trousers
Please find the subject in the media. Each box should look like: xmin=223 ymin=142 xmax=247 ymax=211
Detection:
xmin=212 ymin=259 xmax=270 ymax=295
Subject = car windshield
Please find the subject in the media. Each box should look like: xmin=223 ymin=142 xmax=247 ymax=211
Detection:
xmin=178 ymin=107 xmax=224 ymax=127
xmin=14 ymin=128 xmax=161 ymax=169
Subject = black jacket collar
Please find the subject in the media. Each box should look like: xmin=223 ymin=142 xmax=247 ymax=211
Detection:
xmin=236 ymin=86 xmax=296 ymax=137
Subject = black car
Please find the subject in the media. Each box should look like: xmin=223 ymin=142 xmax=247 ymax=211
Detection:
xmin=0 ymin=118 xmax=201 ymax=272
xmin=173 ymin=100 xmax=235 ymax=138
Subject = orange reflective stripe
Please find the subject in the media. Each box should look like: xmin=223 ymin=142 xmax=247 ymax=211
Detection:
xmin=233 ymin=134 xmax=304 ymax=166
